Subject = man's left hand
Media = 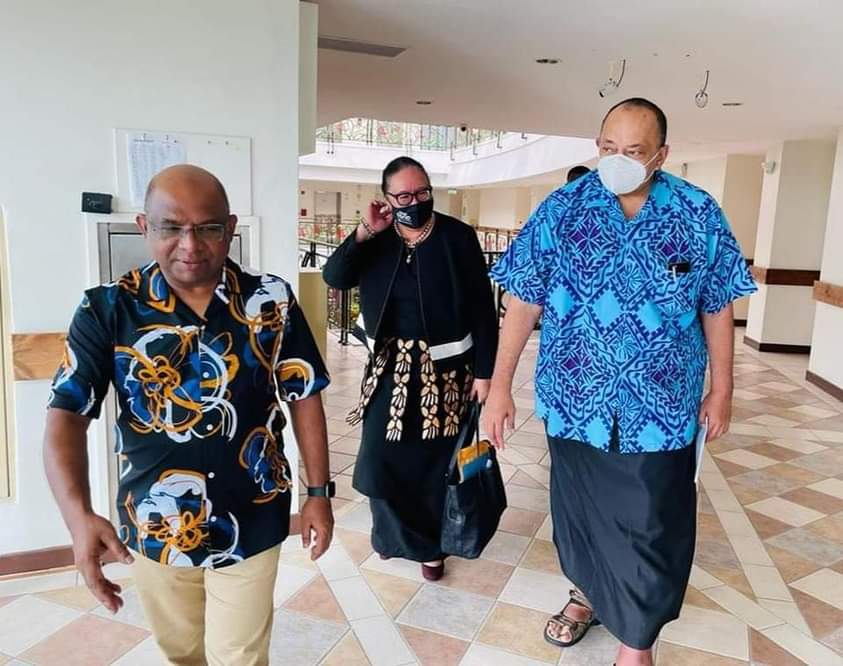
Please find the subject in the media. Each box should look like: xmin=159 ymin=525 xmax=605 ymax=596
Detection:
xmin=471 ymin=378 xmax=491 ymax=404
xmin=699 ymin=390 xmax=732 ymax=442
xmin=300 ymin=497 xmax=334 ymax=561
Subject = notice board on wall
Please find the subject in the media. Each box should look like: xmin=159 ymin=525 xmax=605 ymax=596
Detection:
xmin=114 ymin=128 xmax=252 ymax=214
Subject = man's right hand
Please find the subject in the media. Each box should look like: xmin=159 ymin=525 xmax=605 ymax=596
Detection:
xmin=70 ymin=513 xmax=134 ymax=614
xmin=483 ymin=386 xmax=516 ymax=450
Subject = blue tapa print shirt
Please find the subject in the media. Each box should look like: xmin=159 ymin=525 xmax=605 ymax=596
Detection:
xmin=490 ymin=171 xmax=756 ymax=453
xmin=48 ymin=259 xmax=329 ymax=568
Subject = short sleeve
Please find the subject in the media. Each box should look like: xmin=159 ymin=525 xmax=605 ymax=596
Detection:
xmin=275 ymin=293 xmax=330 ymax=401
xmin=700 ymin=209 xmax=757 ymax=314
xmin=47 ymin=293 xmax=112 ymax=418
xmin=489 ymin=199 xmax=557 ymax=305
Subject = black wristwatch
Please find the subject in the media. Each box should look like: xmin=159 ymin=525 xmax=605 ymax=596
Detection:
xmin=306 ymin=481 xmax=336 ymax=498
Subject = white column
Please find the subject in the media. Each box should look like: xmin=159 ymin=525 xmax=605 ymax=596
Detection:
xmin=746 ymin=139 xmax=837 ymax=351
xmin=808 ymin=128 xmax=843 ymax=395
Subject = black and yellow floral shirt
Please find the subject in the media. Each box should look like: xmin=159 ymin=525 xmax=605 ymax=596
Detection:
xmin=48 ymin=259 xmax=329 ymax=568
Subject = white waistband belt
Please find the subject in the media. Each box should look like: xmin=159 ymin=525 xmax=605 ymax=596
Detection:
xmin=356 ymin=314 xmax=473 ymax=360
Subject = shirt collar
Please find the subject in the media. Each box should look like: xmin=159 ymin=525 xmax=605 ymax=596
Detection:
xmin=122 ymin=259 xmax=240 ymax=313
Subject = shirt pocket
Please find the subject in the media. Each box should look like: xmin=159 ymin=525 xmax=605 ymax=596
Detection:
xmin=652 ymin=270 xmax=698 ymax=318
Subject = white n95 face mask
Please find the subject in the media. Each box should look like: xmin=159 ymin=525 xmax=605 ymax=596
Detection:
xmin=597 ymin=152 xmax=659 ymax=195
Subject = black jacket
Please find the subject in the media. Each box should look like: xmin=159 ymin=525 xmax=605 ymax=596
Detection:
xmin=322 ymin=213 xmax=498 ymax=378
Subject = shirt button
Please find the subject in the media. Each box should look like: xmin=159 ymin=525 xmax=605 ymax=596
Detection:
xmin=210 ymin=516 xmax=217 ymax=522
xmin=208 ymin=472 xmax=216 ymax=479
xmin=206 ymin=424 xmax=214 ymax=432
xmin=202 ymin=372 xmax=210 ymax=379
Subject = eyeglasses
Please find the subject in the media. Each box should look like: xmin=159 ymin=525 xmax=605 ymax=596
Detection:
xmin=385 ymin=187 xmax=433 ymax=207
xmin=149 ymin=223 xmax=227 ymax=243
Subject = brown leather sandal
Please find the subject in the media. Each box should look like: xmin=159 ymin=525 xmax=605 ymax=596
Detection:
xmin=543 ymin=589 xmax=600 ymax=648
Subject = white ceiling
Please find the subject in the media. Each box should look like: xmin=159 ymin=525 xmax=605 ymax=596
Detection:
xmin=311 ymin=0 xmax=843 ymax=163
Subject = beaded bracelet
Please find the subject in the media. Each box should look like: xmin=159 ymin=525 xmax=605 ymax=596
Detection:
xmin=359 ymin=218 xmax=376 ymax=240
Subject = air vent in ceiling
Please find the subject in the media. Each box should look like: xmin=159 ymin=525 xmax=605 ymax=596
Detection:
xmin=318 ymin=35 xmax=406 ymax=58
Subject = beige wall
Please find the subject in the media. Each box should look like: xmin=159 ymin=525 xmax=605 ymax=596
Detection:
xmin=684 ymin=157 xmax=728 ymax=203
xmin=461 ymin=190 xmax=481 ymax=227
xmin=721 ymin=155 xmax=764 ymax=320
xmin=668 ymin=156 xmax=762 ymax=321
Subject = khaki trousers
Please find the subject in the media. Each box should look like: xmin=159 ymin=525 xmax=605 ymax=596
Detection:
xmin=132 ymin=545 xmax=281 ymax=666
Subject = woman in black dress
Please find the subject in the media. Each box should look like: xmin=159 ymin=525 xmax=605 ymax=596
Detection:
xmin=323 ymin=157 xmax=498 ymax=580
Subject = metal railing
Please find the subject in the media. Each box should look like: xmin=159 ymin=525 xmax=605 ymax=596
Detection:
xmin=299 ymin=241 xmax=510 ymax=348
xmin=315 ymin=118 xmax=508 ymax=154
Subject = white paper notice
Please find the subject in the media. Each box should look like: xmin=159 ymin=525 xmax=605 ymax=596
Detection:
xmin=127 ymin=133 xmax=187 ymax=209
xmin=694 ymin=417 xmax=709 ymax=485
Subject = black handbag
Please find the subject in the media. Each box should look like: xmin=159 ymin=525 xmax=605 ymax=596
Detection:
xmin=440 ymin=401 xmax=507 ymax=559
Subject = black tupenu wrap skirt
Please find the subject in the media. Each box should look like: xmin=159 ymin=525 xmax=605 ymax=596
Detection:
xmin=350 ymin=337 xmax=474 ymax=562
xmin=547 ymin=436 xmax=697 ymax=649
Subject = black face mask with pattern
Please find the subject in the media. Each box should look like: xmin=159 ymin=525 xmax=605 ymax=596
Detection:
xmin=392 ymin=199 xmax=434 ymax=229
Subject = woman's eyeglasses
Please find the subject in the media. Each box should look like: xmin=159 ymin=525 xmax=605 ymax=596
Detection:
xmin=386 ymin=187 xmax=433 ymax=207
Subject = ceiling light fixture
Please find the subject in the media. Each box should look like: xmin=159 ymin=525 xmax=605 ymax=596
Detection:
xmin=416 ymin=100 xmax=432 ymax=105
xmin=695 ymin=70 xmax=710 ymax=108
xmin=535 ymin=58 xmax=560 ymax=64
xmin=722 ymin=101 xmax=744 ymax=107
xmin=598 ymin=59 xmax=626 ymax=98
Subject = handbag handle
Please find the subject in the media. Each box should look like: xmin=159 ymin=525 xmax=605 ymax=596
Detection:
xmin=448 ymin=400 xmax=482 ymax=473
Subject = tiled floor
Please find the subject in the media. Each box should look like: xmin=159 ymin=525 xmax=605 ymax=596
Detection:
xmin=2 ymin=331 xmax=843 ymax=665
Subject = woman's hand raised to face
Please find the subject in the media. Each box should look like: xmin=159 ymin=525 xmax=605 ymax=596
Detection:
xmin=356 ymin=200 xmax=393 ymax=242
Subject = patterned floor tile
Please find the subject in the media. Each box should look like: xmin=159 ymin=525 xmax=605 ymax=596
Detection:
xmin=781 ymin=487 xmax=843 ymax=515
xmin=771 ymin=438 xmax=829 ymax=455
xmin=498 ymin=508 xmax=547 ymax=537
xmin=498 ymin=568 xmax=572 ymax=615
xmin=283 ymin=575 xmax=347 ymax=624
xmin=819 ymin=625 xmax=843 ymax=657
xmin=656 ymin=641 xmax=748 ymax=665
xmin=749 ymin=629 xmax=806 ymax=666
xmin=746 ymin=497 xmax=826 ymax=527
xmin=761 ymin=624 xmax=843 ymax=666
xmin=361 ymin=570 xmax=420 ymax=618
xmin=509 ymin=469 xmax=545 ymax=490
xmin=716 ymin=449 xmax=779 ymax=470
xmin=91 ymin=587 xmax=149 ymax=629
xmin=20 ymin=615 xmax=148 ymax=666
xmin=732 ymin=464 xmax=824 ymax=496
xmin=503 ymin=484 xmax=550 ymax=513
xmin=766 ymin=527 xmax=843 ymax=567
xmin=481 ymin=531 xmax=531 ymax=566
xmin=475 ymin=602 xmax=561 ymax=663
xmin=335 ymin=528 xmax=375 ymax=565
xmin=269 ymin=609 xmax=346 ymax=665
xmin=396 ymin=584 xmax=493 ymax=641
xmin=684 ymin=586 xmax=728 ymax=612
xmin=805 ymin=512 xmax=843 ymax=542
xmin=460 ymin=642 xmax=552 ymax=665
xmin=435 ymin=556 xmax=515 ymax=598
xmin=747 ymin=510 xmax=794 ymax=539
xmin=398 ymin=624 xmax=468 ymax=666
xmin=809 ymin=478 xmax=843 ymax=501
xmin=790 ymin=569 xmax=843 ymax=611
xmin=765 ymin=545 xmax=824 ymax=583
xmin=335 ymin=502 xmax=373 ymax=533
xmin=110 ymin=637 xmax=161 ymax=666
xmin=660 ymin=606 xmax=750 ymax=660
xmin=519 ymin=539 xmax=561 ymax=575
xmin=321 ymin=629 xmax=369 ymax=665
xmin=0 ymin=596 xmax=82 ymax=656
xmin=789 ymin=588 xmax=843 ymax=640
xmin=36 ymin=585 xmax=99 ymax=612
xmin=328 ymin=451 xmax=357 ymax=475
xmin=789 ymin=449 xmax=843 ymax=478
xmin=273 ymin=563 xmax=319 ymax=607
